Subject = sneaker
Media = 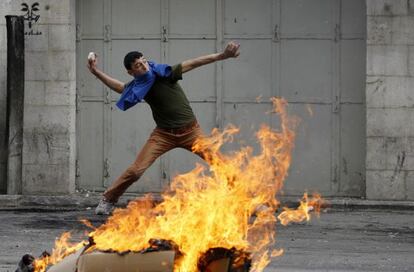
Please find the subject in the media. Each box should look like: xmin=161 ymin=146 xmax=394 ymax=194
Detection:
xmin=253 ymin=204 xmax=273 ymax=215
xmin=249 ymin=204 xmax=274 ymax=224
xmin=95 ymin=198 xmax=115 ymax=215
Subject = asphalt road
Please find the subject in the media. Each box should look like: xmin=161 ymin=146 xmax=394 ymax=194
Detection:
xmin=0 ymin=208 xmax=413 ymax=272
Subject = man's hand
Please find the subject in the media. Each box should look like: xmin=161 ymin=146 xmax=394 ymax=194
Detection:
xmin=221 ymin=41 xmax=240 ymax=59
xmin=87 ymin=54 xmax=98 ymax=75
xmin=85 ymin=52 xmax=125 ymax=94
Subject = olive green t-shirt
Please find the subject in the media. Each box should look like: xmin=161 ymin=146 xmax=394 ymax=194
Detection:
xmin=143 ymin=63 xmax=196 ymax=129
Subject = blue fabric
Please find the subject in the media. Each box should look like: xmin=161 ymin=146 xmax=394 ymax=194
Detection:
xmin=116 ymin=61 xmax=172 ymax=111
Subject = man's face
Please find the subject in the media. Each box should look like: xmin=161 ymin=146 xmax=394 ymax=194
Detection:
xmin=128 ymin=56 xmax=149 ymax=77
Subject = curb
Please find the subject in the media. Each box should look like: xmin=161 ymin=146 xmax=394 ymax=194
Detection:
xmin=0 ymin=193 xmax=154 ymax=211
xmin=0 ymin=194 xmax=413 ymax=211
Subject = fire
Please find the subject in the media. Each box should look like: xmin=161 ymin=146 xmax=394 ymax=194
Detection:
xmin=33 ymin=97 xmax=323 ymax=272
xmin=278 ymin=193 xmax=323 ymax=226
xmin=33 ymin=232 xmax=85 ymax=271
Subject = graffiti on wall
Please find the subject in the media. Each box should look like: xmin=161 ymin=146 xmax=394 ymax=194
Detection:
xmin=21 ymin=2 xmax=42 ymax=35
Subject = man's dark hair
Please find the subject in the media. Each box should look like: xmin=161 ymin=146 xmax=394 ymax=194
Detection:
xmin=124 ymin=51 xmax=143 ymax=70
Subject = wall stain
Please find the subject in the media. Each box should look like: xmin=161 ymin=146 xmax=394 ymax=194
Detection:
xmin=43 ymin=134 xmax=52 ymax=158
xmin=408 ymin=0 xmax=414 ymax=15
xmin=390 ymin=151 xmax=406 ymax=183
xmin=342 ymin=157 xmax=348 ymax=175
xmin=366 ymin=78 xmax=383 ymax=93
xmin=383 ymin=3 xmax=393 ymax=15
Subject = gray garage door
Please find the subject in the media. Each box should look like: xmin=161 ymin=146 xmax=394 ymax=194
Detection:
xmin=76 ymin=0 xmax=366 ymax=197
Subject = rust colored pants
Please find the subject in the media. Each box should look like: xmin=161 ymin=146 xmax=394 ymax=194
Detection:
xmin=103 ymin=120 xmax=205 ymax=203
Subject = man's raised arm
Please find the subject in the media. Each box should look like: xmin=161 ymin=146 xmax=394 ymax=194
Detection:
xmin=181 ymin=41 xmax=240 ymax=74
xmin=87 ymin=56 xmax=125 ymax=94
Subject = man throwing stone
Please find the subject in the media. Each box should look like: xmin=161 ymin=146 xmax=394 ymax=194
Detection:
xmin=87 ymin=41 xmax=240 ymax=215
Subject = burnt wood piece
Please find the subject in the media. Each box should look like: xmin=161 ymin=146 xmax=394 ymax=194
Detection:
xmin=15 ymin=254 xmax=34 ymax=272
xmin=198 ymin=247 xmax=252 ymax=272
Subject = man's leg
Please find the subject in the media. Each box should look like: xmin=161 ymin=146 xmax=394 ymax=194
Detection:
xmin=103 ymin=128 xmax=177 ymax=204
xmin=179 ymin=124 xmax=238 ymax=189
xmin=179 ymin=124 xmax=228 ymax=167
xmin=178 ymin=124 xmax=213 ymax=161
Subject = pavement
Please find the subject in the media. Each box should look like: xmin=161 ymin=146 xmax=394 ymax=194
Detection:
xmin=0 ymin=197 xmax=413 ymax=272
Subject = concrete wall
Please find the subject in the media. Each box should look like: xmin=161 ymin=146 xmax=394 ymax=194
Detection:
xmin=366 ymin=0 xmax=414 ymax=200
xmin=1 ymin=0 xmax=414 ymax=201
xmin=0 ymin=0 xmax=76 ymax=195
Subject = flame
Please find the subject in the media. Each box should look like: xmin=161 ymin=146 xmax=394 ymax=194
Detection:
xmin=33 ymin=98 xmax=323 ymax=272
xmin=277 ymin=193 xmax=323 ymax=226
xmin=33 ymin=232 xmax=85 ymax=271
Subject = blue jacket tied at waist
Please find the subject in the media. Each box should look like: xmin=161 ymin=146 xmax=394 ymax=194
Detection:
xmin=116 ymin=61 xmax=172 ymax=111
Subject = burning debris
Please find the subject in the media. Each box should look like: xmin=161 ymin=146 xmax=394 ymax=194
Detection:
xmin=197 ymin=247 xmax=252 ymax=272
xmin=15 ymin=254 xmax=35 ymax=272
xmin=20 ymin=239 xmax=249 ymax=272
xmin=20 ymin=98 xmax=323 ymax=272
xmin=76 ymin=249 xmax=176 ymax=272
xmin=19 ymin=239 xmax=180 ymax=272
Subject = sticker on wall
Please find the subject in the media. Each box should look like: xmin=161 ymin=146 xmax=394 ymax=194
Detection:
xmin=21 ymin=2 xmax=42 ymax=35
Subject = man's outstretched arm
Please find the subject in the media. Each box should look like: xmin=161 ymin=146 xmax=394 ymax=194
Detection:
xmin=181 ymin=41 xmax=240 ymax=74
xmin=87 ymin=56 xmax=125 ymax=94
